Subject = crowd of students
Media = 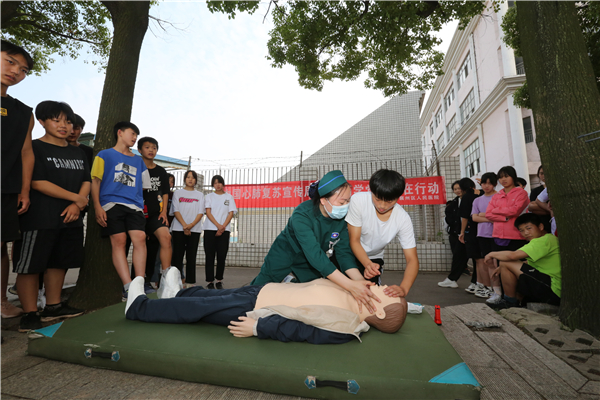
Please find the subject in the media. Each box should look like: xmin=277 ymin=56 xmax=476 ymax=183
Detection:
xmin=440 ymin=165 xmax=561 ymax=310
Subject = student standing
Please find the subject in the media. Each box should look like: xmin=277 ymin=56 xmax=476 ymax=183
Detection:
xmin=438 ymin=181 xmax=468 ymax=288
xmin=485 ymin=166 xmax=530 ymax=305
xmin=12 ymin=101 xmax=89 ymax=331
xmin=170 ymin=170 xmax=204 ymax=285
xmin=203 ymin=175 xmax=236 ymax=289
xmin=137 ymin=137 xmax=172 ymax=287
xmin=66 ymin=114 xmax=93 ymax=167
xmin=1 ymin=40 xmax=34 ymax=319
xmin=91 ymin=122 xmax=151 ymax=298
xmin=346 ymin=169 xmax=419 ymax=297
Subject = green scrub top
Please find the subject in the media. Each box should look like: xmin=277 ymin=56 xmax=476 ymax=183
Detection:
xmin=251 ymin=200 xmax=357 ymax=285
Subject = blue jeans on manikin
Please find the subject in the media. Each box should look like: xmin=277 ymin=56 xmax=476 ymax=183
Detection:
xmin=126 ymin=285 xmax=263 ymax=326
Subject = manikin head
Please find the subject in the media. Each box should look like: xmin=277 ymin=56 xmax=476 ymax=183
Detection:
xmin=361 ymin=285 xmax=408 ymax=334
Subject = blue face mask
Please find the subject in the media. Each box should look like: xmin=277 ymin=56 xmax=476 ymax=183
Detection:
xmin=326 ymin=199 xmax=349 ymax=219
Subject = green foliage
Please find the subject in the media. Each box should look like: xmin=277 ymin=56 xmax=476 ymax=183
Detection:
xmin=502 ymin=1 xmax=600 ymax=108
xmin=1 ymin=1 xmax=111 ymax=75
xmin=210 ymin=0 xmax=487 ymax=97
xmin=206 ymin=1 xmax=260 ymax=19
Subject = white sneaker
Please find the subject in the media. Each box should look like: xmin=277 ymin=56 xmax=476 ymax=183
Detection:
xmin=464 ymin=283 xmax=478 ymax=294
xmin=486 ymin=293 xmax=503 ymax=304
xmin=438 ymin=278 xmax=458 ymax=288
xmin=125 ymin=276 xmax=146 ymax=315
xmin=158 ymin=267 xmax=183 ymax=299
xmin=475 ymin=286 xmax=492 ymax=298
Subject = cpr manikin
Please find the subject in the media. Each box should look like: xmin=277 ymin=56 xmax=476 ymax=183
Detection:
xmin=126 ymin=268 xmax=407 ymax=344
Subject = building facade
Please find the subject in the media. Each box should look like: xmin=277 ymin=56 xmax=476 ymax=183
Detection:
xmin=421 ymin=1 xmax=541 ymax=188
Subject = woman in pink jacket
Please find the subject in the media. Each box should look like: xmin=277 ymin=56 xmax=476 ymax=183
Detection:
xmin=484 ymin=166 xmax=529 ymax=305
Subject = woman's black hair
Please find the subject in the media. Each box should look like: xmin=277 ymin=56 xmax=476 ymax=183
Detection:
xmin=516 ymin=177 xmax=527 ymax=188
xmin=185 ymin=170 xmax=198 ymax=185
xmin=34 ymin=101 xmax=75 ymax=124
xmin=537 ymin=165 xmax=543 ymax=177
xmin=211 ymin=175 xmax=225 ymax=187
xmin=310 ymin=181 xmax=351 ymax=207
xmin=480 ymin=172 xmax=498 ymax=186
xmin=458 ymin=177 xmax=476 ymax=193
xmin=497 ymin=166 xmax=518 ymax=186
xmin=369 ymin=169 xmax=406 ymax=201
xmin=1 ymin=40 xmax=34 ymax=71
xmin=451 ymin=180 xmax=461 ymax=190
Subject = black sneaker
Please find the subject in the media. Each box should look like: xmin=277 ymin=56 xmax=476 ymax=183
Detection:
xmin=8 ymin=284 xmax=18 ymax=295
xmin=19 ymin=312 xmax=42 ymax=333
xmin=215 ymin=282 xmax=224 ymax=290
xmin=40 ymin=303 xmax=84 ymax=322
xmin=207 ymin=282 xmax=215 ymax=289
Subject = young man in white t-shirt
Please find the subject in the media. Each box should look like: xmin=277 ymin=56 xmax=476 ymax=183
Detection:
xmin=346 ymin=170 xmax=419 ymax=298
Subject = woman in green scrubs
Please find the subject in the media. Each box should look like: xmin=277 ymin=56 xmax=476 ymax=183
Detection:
xmin=251 ymin=170 xmax=380 ymax=312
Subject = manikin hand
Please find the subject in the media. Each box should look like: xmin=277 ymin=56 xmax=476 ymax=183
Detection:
xmin=363 ymin=262 xmax=381 ymax=279
xmin=228 ymin=316 xmax=256 ymax=337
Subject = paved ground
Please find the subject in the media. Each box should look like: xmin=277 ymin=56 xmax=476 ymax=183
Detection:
xmin=2 ymin=267 xmax=599 ymax=399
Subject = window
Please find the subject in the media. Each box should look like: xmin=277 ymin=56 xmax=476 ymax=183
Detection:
xmin=430 ymin=123 xmax=434 ymax=139
xmin=435 ymin=108 xmax=443 ymax=129
xmin=460 ymin=90 xmax=476 ymax=123
xmin=464 ymin=138 xmax=481 ymax=177
xmin=457 ymin=52 xmax=472 ymax=89
xmin=447 ymin=116 xmax=457 ymax=138
xmin=444 ymin=87 xmax=455 ymax=112
xmin=436 ymin=135 xmax=445 ymax=152
xmin=523 ymin=116 xmax=533 ymax=143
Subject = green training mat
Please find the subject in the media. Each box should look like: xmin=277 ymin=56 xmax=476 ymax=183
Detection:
xmin=28 ymin=301 xmax=480 ymax=399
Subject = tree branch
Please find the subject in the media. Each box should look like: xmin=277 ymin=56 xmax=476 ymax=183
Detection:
xmin=416 ymin=1 xmax=439 ymax=19
xmin=263 ymin=0 xmax=273 ymax=24
xmin=6 ymin=19 xmax=105 ymax=46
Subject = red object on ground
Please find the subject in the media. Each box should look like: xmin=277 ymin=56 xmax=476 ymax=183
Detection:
xmin=434 ymin=305 xmax=442 ymax=325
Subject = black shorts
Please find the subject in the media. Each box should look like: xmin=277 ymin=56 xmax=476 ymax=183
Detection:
xmin=12 ymin=227 xmax=84 ymax=274
xmin=145 ymin=213 xmax=168 ymax=235
xmin=464 ymin=233 xmax=481 ymax=259
xmin=477 ymin=237 xmax=494 ymax=258
xmin=354 ymin=257 xmax=384 ymax=285
xmin=102 ymin=204 xmax=146 ymax=236
xmin=2 ymin=193 xmax=20 ymax=242
xmin=517 ymin=264 xmax=560 ymax=306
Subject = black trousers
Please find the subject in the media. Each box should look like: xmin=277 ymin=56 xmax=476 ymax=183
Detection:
xmin=203 ymin=230 xmax=230 ymax=282
xmin=448 ymin=233 xmax=469 ymax=282
xmin=171 ymin=231 xmax=201 ymax=284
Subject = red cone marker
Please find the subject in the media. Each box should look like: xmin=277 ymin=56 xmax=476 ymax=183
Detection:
xmin=434 ymin=305 xmax=442 ymax=325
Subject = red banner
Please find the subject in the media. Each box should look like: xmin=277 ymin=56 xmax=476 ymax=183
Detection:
xmin=225 ymin=176 xmax=446 ymax=208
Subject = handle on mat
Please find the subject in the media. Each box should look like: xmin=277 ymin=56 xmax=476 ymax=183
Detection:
xmin=84 ymin=348 xmax=120 ymax=362
xmin=305 ymin=376 xmax=359 ymax=394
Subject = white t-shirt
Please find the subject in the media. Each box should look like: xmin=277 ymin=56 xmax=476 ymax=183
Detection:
xmin=345 ymin=192 xmax=416 ymax=259
xmin=204 ymin=192 xmax=237 ymax=232
xmin=170 ymin=189 xmax=205 ymax=233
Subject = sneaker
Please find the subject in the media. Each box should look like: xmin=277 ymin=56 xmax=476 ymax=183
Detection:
xmin=438 ymin=278 xmax=458 ymax=288
xmin=125 ymin=276 xmax=146 ymax=315
xmin=464 ymin=283 xmax=478 ymax=294
xmin=487 ymin=298 xmax=509 ymax=310
xmin=144 ymin=283 xmax=156 ymax=294
xmin=122 ymin=288 xmax=128 ymax=302
xmin=215 ymin=282 xmax=224 ymax=290
xmin=474 ymin=286 xmax=492 ymax=298
xmin=486 ymin=293 xmax=503 ymax=305
xmin=19 ymin=312 xmax=42 ymax=333
xmin=8 ymin=284 xmax=18 ymax=295
xmin=158 ymin=267 xmax=182 ymax=299
xmin=207 ymin=282 xmax=215 ymax=289
xmin=1 ymin=300 xmax=24 ymax=319
xmin=40 ymin=303 xmax=84 ymax=322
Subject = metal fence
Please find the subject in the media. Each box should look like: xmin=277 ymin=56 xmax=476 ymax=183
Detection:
xmin=167 ymin=158 xmax=462 ymax=272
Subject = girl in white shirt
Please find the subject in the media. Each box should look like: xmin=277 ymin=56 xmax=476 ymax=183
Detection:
xmin=203 ymin=175 xmax=237 ymax=289
xmin=170 ymin=171 xmax=205 ymax=285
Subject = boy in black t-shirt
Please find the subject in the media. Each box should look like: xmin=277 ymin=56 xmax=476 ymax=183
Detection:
xmin=1 ymin=40 xmax=35 ymax=319
xmin=67 ymin=113 xmax=94 ymax=167
xmin=12 ymin=101 xmax=90 ymax=332
xmin=137 ymin=137 xmax=173 ymax=287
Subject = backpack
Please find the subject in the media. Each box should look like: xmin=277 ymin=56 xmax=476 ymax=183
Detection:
xmin=444 ymin=197 xmax=461 ymax=234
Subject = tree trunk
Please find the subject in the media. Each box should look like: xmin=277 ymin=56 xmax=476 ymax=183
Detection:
xmin=517 ymin=2 xmax=600 ymax=336
xmin=69 ymin=1 xmax=150 ymax=309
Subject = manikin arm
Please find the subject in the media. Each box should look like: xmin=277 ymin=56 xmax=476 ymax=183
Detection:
xmin=228 ymin=316 xmax=355 ymax=344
